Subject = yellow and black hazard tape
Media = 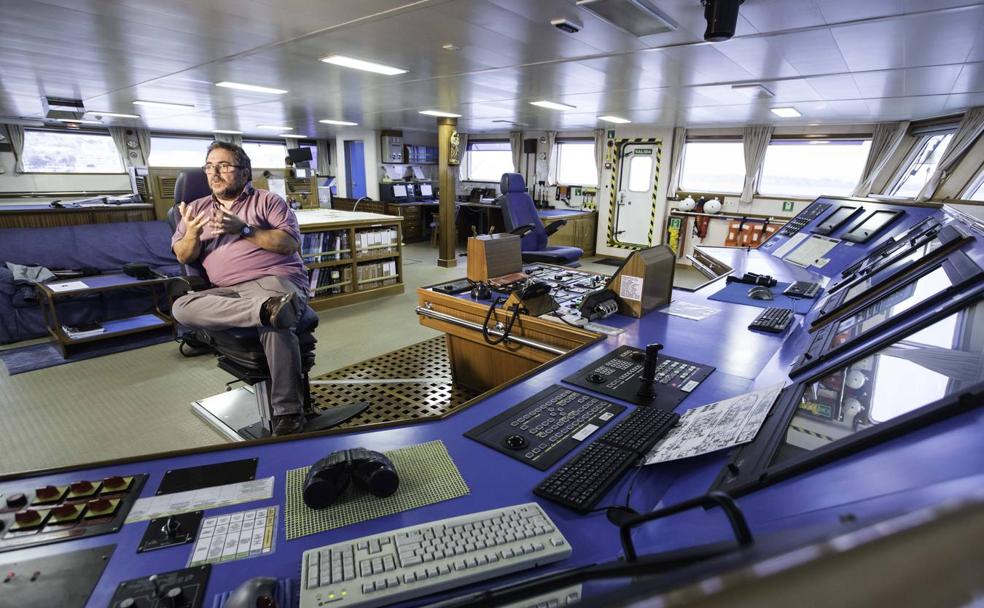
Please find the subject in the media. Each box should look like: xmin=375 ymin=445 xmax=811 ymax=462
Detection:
xmin=607 ymin=138 xmax=661 ymax=250
xmin=790 ymin=424 xmax=835 ymax=443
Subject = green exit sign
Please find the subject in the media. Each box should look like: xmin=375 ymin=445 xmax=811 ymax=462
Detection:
xmin=783 ymin=201 xmax=795 ymax=212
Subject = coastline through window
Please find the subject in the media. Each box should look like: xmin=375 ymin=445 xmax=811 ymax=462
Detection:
xmin=22 ymin=129 xmax=124 ymax=173
xmin=556 ymin=139 xmax=597 ymax=186
xmin=759 ymin=138 xmax=871 ymax=198
xmin=466 ymin=140 xmax=513 ymax=182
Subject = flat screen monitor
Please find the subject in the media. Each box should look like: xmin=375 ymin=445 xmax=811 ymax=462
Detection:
xmin=841 ymin=210 xmax=903 ymax=243
xmin=420 ymin=183 xmax=433 ymax=198
xmin=715 ymin=297 xmax=984 ymax=496
xmin=392 ymin=184 xmax=408 ymax=199
xmin=287 ymin=147 xmax=313 ymax=164
xmin=295 ymin=167 xmax=311 ymax=179
xmin=813 ymin=205 xmax=861 ymax=235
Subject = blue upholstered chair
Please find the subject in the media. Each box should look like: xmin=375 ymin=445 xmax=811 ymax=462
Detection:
xmin=497 ymin=173 xmax=583 ymax=266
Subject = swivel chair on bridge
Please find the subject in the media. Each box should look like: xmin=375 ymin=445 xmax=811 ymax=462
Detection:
xmin=497 ymin=173 xmax=583 ymax=266
xmin=168 ymin=169 xmax=365 ymax=440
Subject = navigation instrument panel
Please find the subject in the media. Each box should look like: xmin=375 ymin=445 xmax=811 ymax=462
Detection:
xmin=714 ymin=297 xmax=984 ymax=496
xmin=813 ymin=205 xmax=862 ymax=235
xmin=841 ymin=209 xmax=904 ymax=243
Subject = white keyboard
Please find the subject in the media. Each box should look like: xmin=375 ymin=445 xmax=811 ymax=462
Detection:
xmin=300 ymin=502 xmax=572 ymax=608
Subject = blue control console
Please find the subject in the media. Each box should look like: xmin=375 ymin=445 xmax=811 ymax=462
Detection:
xmin=2 ymin=197 xmax=983 ymax=607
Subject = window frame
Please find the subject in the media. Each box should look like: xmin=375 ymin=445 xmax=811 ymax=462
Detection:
xmin=465 ymin=139 xmax=513 ymax=183
xmin=882 ymin=126 xmax=957 ymax=199
xmin=20 ymin=128 xmax=126 ymax=175
xmin=148 ymin=135 xmax=214 ymax=168
xmin=961 ymin=166 xmax=984 ymax=202
xmin=678 ymin=137 xmax=745 ymax=196
xmin=555 ymin=137 xmax=598 ymax=187
xmin=241 ymin=139 xmax=290 ymax=169
xmin=756 ymin=136 xmax=873 ymax=199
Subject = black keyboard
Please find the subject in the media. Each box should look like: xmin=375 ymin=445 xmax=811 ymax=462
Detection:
xmin=533 ymin=407 xmax=679 ymax=512
xmin=748 ymin=307 xmax=794 ymax=333
xmin=431 ymin=279 xmax=472 ymax=295
xmin=783 ymin=280 xmax=821 ymax=298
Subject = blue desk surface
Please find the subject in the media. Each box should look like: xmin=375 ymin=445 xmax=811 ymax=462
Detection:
xmin=3 ymin=200 xmax=983 ymax=607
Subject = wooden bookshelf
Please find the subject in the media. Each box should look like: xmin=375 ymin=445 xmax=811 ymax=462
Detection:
xmin=295 ymin=209 xmax=404 ymax=311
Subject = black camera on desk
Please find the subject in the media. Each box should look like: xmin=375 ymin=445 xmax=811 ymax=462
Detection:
xmin=302 ymin=448 xmax=399 ymax=509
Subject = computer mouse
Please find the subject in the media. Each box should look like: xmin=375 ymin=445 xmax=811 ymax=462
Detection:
xmin=747 ymin=286 xmax=774 ymax=301
xmin=224 ymin=576 xmax=279 ymax=608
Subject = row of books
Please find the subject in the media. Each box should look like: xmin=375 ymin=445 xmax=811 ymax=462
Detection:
xmin=354 ymin=228 xmax=399 ymax=254
xmin=355 ymin=261 xmax=399 ymax=286
xmin=308 ymin=267 xmax=352 ymax=296
xmin=301 ymin=230 xmax=350 ymax=259
xmin=61 ymin=322 xmax=106 ymax=339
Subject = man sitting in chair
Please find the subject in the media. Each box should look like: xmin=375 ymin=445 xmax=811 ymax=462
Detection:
xmin=171 ymin=141 xmax=308 ymax=436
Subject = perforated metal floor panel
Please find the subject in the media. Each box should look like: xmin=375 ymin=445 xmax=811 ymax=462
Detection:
xmin=309 ymin=337 xmax=480 ymax=429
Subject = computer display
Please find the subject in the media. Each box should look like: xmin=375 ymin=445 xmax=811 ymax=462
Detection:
xmin=813 ymin=205 xmax=861 ymax=235
xmin=392 ymin=184 xmax=408 ymax=198
xmin=287 ymin=147 xmax=313 ymax=164
xmin=775 ymin=299 xmax=984 ymax=463
xmin=295 ymin=167 xmax=310 ymax=179
xmin=841 ymin=210 xmax=903 ymax=243
xmin=420 ymin=183 xmax=433 ymax=198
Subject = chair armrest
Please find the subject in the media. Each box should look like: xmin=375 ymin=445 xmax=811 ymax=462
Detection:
xmin=544 ymin=219 xmax=568 ymax=236
xmin=510 ymin=224 xmax=535 ymax=237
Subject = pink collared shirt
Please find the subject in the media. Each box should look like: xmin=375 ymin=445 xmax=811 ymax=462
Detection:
xmin=171 ymin=185 xmax=307 ymax=295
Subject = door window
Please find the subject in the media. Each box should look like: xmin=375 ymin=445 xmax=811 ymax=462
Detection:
xmin=628 ymin=155 xmax=653 ymax=192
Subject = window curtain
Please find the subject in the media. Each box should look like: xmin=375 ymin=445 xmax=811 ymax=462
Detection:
xmin=916 ymin=107 xmax=984 ymax=201
xmin=740 ymin=125 xmax=773 ymax=203
xmin=666 ymin=127 xmax=687 ymax=198
xmin=5 ymin=124 xmax=26 ymax=173
xmin=458 ymin=132 xmax=470 ymax=181
xmin=852 ymin=121 xmax=910 ymax=197
xmin=134 ymin=128 xmax=152 ymax=166
xmin=317 ymin=139 xmax=331 ymax=175
xmin=544 ymin=131 xmax=558 ymax=184
xmin=593 ymin=129 xmax=605 ymax=187
xmin=0 ymin=125 xmax=8 ymax=174
xmin=509 ymin=131 xmax=522 ymax=173
xmin=213 ymin=132 xmax=243 ymax=146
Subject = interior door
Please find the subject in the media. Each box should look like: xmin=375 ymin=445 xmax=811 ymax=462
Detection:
xmin=612 ymin=143 xmax=658 ymax=247
xmin=344 ymin=140 xmax=366 ymax=199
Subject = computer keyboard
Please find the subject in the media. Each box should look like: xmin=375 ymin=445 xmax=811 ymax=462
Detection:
xmin=534 ymin=407 xmax=679 ymax=512
xmin=299 ymin=503 xmax=571 ymax=608
xmin=748 ymin=307 xmax=794 ymax=333
xmin=783 ymin=280 xmax=821 ymax=298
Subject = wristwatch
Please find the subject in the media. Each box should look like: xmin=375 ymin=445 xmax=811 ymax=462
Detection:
xmin=240 ymin=224 xmax=254 ymax=238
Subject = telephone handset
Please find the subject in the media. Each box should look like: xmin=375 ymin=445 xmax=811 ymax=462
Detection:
xmin=517 ymin=280 xmax=551 ymax=301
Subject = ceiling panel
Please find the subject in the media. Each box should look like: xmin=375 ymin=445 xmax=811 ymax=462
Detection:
xmin=738 ymin=0 xmax=827 ymax=32
xmin=817 ymin=0 xmax=903 ymax=23
xmin=852 ymin=65 xmax=964 ymax=98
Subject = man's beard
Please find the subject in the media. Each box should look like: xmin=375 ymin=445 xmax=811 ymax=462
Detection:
xmin=211 ymin=177 xmax=246 ymax=200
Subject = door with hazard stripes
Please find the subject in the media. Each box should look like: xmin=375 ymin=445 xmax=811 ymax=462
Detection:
xmin=612 ymin=142 xmax=660 ymax=247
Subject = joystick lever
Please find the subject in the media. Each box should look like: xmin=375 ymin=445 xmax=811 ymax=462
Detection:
xmin=636 ymin=343 xmax=663 ymax=402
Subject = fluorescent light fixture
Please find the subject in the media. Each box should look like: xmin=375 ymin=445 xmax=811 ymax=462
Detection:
xmin=58 ymin=119 xmax=102 ymax=125
xmin=419 ymin=110 xmax=461 ymax=118
xmin=132 ymin=100 xmax=195 ymax=110
xmin=215 ymin=81 xmax=288 ymax=95
xmin=87 ymin=111 xmax=141 ymax=119
xmin=770 ymin=107 xmax=801 ymax=118
xmin=530 ymin=100 xmax=576 ymax=111
xmin=319 ymin=119 xmax=359 ymax=126
xmin=256 ymin=124 xmax=293 ymax=131
xmin=598 ymin=115 xmax=631 ymax=124
xmin=282 ymin=134 xmax=309 ymax=139
xmin=213 ymin=129 xmax=243 ymax=134
xmin=319 ymin=54 xmax=408 ymax=76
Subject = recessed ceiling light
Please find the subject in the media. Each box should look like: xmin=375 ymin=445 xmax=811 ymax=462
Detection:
xmin=530 ymin=100 xmax=576 ymax=111
xmin=281 ymin=134 xmax=309 ymax=139
xmin=770 ymin=107 xmax=801 ymax=118
xmin=215 ymin=81 xmax=288 ymax=95
xmin=598 ymin=115 xmax=631 ymax=124
xmin=87 ymin=111 xmax=141 ymax=119
xmin=58 ymin=119 xmax=102 ymax=125
xmin=213 ymin=129 xmax=243 ymax=134
xmin=132 ymin=100 xmax=195 ymax=110
xmin=319 ymin=55 xmax=408 ymax=76
xmin=319 ymin=119 xmax=359 ymax=126
xmin=256 ymin=124 xmax=293 ymax=131
xmin=419 ymin=110 xmax=462 ymax=118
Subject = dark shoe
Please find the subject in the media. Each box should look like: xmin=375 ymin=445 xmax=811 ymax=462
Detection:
xmin=271 ymin=413 xmax=305 ymax=436
xmin=262 ymin=292 xmax=298 ymax=329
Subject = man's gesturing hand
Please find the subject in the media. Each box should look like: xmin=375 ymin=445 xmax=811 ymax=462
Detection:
xmin=209 ymin=208 xmax=248 ymax=236
xmin=178 ymin=202 xmax=209 ymax=237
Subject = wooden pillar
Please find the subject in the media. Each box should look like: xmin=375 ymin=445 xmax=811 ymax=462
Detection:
xmin=437 ymin=117 xmax=458 ymax=268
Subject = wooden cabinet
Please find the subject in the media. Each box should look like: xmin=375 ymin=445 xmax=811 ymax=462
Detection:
xmin=296 ymin=209 xmax=404 ymax=311
xmin=544 ymin=210 xmax=597 ymax=256
xmin=0 ymin=204 xmax=156 ymax=229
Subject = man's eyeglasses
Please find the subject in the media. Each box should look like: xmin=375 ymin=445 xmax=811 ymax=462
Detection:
xmin=203 ymin=163 xmax=242 ymax=174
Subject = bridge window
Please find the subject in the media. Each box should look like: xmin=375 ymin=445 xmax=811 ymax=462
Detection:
xmin=148 ymin=136 xmax=212 ymax=167
xmin=22 ymin=129 xmax=124 ymax=173
xmin=556 ymin=139 xmax=597 ymax=187
xmin=758 ymin=138 xmax=871 ymax=198
xmin=679 ymin=140 xmax=744 ymax=194
xmin=884 ymin=130 xmax=954 ymax=198
xmin=466 ymin=140 xmax=513 ymax=182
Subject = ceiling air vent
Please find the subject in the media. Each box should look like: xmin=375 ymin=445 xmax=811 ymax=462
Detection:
xmin=41 ymin=96 xmax=85 ymax=120
xmin=576 ymin=0 xmax=678 ymax=37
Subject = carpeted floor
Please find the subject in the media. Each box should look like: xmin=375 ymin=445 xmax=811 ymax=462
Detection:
xmin=0 ymin=331 xmax=175 ymax=375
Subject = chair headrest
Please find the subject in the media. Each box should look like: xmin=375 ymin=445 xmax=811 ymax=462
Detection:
xmin=500 ymin=173 xmax=527 ymax=194
xmin=174 ymin=169 xmax=211 ymax=204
